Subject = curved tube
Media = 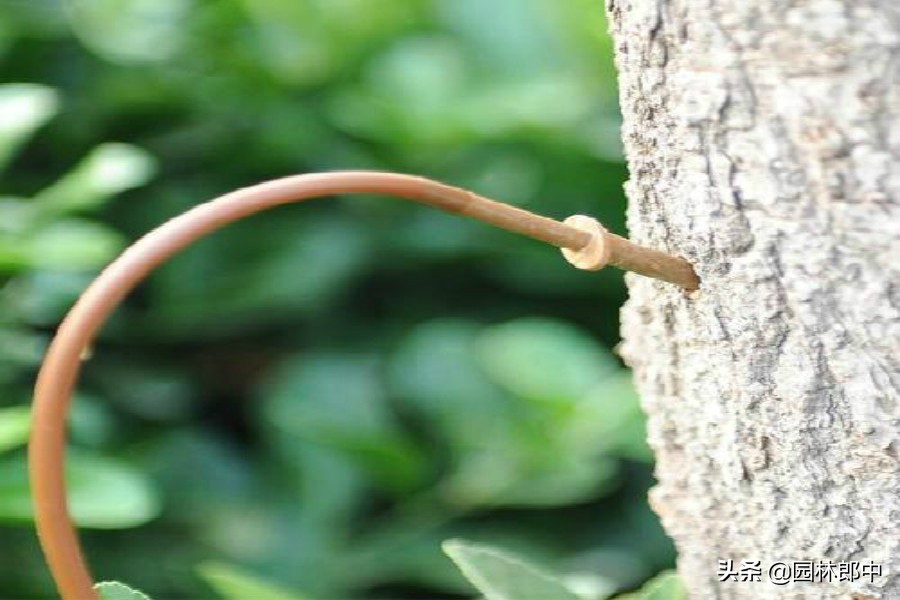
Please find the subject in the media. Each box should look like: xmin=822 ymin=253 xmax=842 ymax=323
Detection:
xmin=29 ymin=171 xmax=597 ymax=600
xmin=29 ymin=170 xmax=698 ymax=600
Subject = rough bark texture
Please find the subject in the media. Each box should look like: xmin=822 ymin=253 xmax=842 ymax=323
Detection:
xmin=608 ymin=0 xmax=900 ymax=598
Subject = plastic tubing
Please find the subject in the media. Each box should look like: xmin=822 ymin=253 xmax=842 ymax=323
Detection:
xmin=28 ymin=171 xmax=698 ymax=600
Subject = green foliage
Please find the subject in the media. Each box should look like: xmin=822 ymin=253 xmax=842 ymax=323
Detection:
xmin=95 ymin=581 xmax=152 ymax=600
xmin=444 ymin=539 xmax=684 ymax=600
xmin=198 ymin=562 xmax=311 ymax=600
xmin=0 ymin=85 xmax=58 ymax=172
xmin=0 ymin=83 xmax=153 ymax=397
xmin=612 ymin=572 xmax=686 ymax=600
xmin=0 ymin=1 xmax=675 ymax=599
xmin=477 ymin=318 xmax=619 ymax=403
xmin=0 ymin=80 xmax=159 ymax=544
xmin=65 ymin=0 xmax=190 ymax=64
xmin=443 ymin=539 xmax=586 ymax=600
xmin=35 ymin=143 xmax=155 ymax=216
xmin=0 ymin=406 xmax=30 ymax=453
xmin=0 ymin=86 xmax=153 ymax=273
xmin=0 ymin=452 xmax=160 ymax=528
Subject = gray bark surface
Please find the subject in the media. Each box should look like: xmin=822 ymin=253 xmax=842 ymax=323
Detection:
xmin=607 ymin=0 xmax=900 ymax=598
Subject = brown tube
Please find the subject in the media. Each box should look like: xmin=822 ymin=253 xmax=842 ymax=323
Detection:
xmin=28 ymin=171 xmax=697 ymax=600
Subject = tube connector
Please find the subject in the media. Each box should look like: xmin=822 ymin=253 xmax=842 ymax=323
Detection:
xmin=560 ymin=215 xmax=611 ymax=270
xmin=560 ymin=214 xmax=699 ymax=291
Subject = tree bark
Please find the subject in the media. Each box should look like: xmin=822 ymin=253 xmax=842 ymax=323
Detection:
xmin=607 ymin=0 xmax=900 ymax=598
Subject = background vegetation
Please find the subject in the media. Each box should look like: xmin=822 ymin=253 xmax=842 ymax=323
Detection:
xmin=0 ymin=0 xmax=675 ymax=598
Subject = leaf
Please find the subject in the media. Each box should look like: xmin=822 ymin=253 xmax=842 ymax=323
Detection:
xmin=613 ymin=571 xmax=685 ymax=600
xmin=64 ymin=0 xmax=190 ymax=64
xmin=15 ymin=271 xmax=96 ymax=326
xmin=0 ymin=405 xmax=30 ymax=453
xmin=476 ymin=318 xmax=618 ymax=407
xmin=95 ymin=581 xmax=153 ymax=600
xmin=390 ymin=319 xmax=622 ymax=508
xmin=0 ymin=452 xmax=161 ymax=528
xmin=35 ymin=143 xmax=155 ymax=215
xmin=0 ymin=198 xmax=36 ymax=270
xmin=437 ymin=0 xmax=562 ymax=78
xmin=263 ymin=354 xmax=425 ymax=492
xmin=0 ymin=84 xmax=58 ymax=172
xmin=442 ymin=539 xmax=583 ymax=600
xmin=639 ymin=572 xmax=685 ymax=600
xmin=574 ymin=373 xmax=653 ymax=463
xmin=453 ymin=453 xmax=620 ymax=508
xmin=333 ymin=35 xmax=469 ymax=144
xmin=197 ymin=561 xmax=310 ymax=600
xmin=0 ymin=327 xmax=46 ymax=383
xmin=26 ymin=219 xmax=124 ymax=270
xmin=151 ymin=216 xmax=370 ymax=333
xmin=389 ymin=319 xmax=510 ymax=433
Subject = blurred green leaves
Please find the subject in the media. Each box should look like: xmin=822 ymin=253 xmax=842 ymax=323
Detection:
xmin=96 ymin=581 xmax=152 ymax=600
xmin=0 ymin=1 xmax=672 ymax=599
xmin=264 ymin=354 xmax=426 ymax=493
xmin=444 ymin=539 xmax=684 ymax=600
xmin=0 ymin=80 xmax=155 ymax=424
xmin=0 ymin=81 xmax=155 ymax=395
xmin=26 ymin=219 xmax=124 ymax=270
xmin=477 ymin=318 xmax=617 ymax=405
xmin=0 ymin=85 xmax=154 ymax=274
xmin=198 ymin=562 xmax=311 ymax=600
xmin=231 ymin=316 xmax=657 ymax=596
xmin=0 ymin=85 xmax=58 ymax=172
xmin=97 ymin=565 xmax=317 ymax=600
xmin=613 ymin=572 xmax=686 ymax=600
xmin=0 ymin=452 xmax=160 ymax=529
xmin=36 ymin=143 xmax=156 ymax=215
xmin=444 ymin=538 xmax=585 ymax=600
xmin=387 ymin=318 xmax=646 ymax=508
xmin=0 ymin=82 xmax=157 ymax=538
xmin=263 ymin=319 xmax=639 ymax=509
xmin=150 ymin=215 xmax=371 ymax=334
xmin=65 ymin=0 xmax=191 ymax=64
xmin=0 ymin=406 xmax=30 ymax=453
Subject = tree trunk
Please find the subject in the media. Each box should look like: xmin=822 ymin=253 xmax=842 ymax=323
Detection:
xmin=607 ymin=0 xmax=900 ymax=598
